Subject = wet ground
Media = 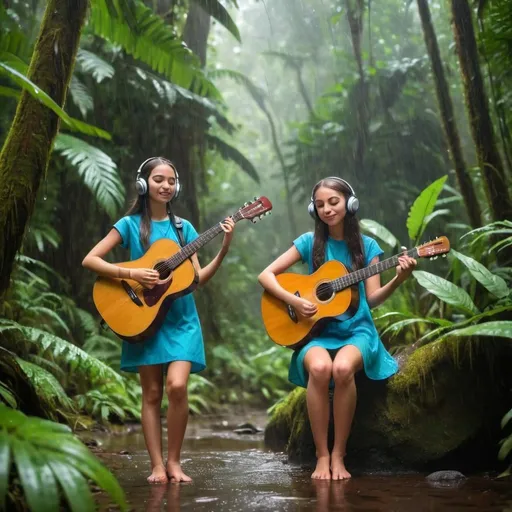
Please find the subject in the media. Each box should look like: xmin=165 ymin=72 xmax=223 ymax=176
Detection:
xmin=92 ymin=412 xmax=512 ymax=511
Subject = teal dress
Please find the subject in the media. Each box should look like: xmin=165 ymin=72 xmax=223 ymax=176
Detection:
xmin=288 ymin=232 xmax=398 ymax=388
xmin=113 ymin=215 xmax=205 ymax=374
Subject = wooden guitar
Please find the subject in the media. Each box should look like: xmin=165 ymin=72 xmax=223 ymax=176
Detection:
xmin=93 ymin=197 xmax=272 ymax=343
xmin=261 ymin=236 xmax=450 ymax=349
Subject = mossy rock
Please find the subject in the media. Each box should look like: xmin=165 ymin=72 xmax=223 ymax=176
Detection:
xmin=264 ymin=339 xmax=512 ymax=472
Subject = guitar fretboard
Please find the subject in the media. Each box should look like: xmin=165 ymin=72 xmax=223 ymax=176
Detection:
xmin=332 ymin=247 xmax=419 ymax=291
xmin=166 ymin=211 xmax=243 ymax=269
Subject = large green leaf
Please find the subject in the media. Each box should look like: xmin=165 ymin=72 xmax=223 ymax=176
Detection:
xmin=360 ymin=219 xmax=399 ymax=248
xmin=192 ymin=0 xmax=241 ymax=42
xmin=413 ymin=270 xmax=480 ymax=316
xmin=48 ymin=459 xmax=95 ymax=512
xmin=0 ymin=320 xmax=123 ymax=386
xmin=53 ymin=134 xmax=125 ymax=218
xmin=88 ymin=0 xmax=220 ymax=98
xmin=443 ymin=321 xmax=512 ymax=340
xmin=0 ymin=405 xmax=127 ymax=511
xmin=451 ymin=250 xmax=510 ymax=299
xmin=0 ymin=61 xmax=111 ymax=140
xmin=206 ymin=134 xmax=259 ymax=182
xmin=406 ymin=175 xmax=447 ymax=242
xmin=69 ymin=76 xmax=94 ymax=118
xmin=16 ymin=358 xmax=74 ymax=411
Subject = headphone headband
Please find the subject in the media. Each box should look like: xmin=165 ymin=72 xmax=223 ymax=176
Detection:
xmin=135 ymin=156 xmax=181 ymax=200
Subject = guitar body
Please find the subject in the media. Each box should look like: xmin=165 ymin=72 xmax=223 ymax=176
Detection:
xmin=261 ymin=260 xmax=360 ymax=349
xmin=92 ymin=238 xmax=198 ymax=343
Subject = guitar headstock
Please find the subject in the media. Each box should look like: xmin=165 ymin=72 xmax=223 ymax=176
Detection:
xmin=417 ymin=236 xmax=451 ymax=259
xmin=239 ymin=196 xmax=273 ymax=223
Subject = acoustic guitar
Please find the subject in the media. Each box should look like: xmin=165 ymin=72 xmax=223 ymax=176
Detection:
xmin=261 ymin=236 xmax=450 ymax=349
xmin=93 ymin=197 xmax=272 ymax=343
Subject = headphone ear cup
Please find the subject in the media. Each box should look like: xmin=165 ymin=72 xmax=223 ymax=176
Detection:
xmin=307 ymin=201 xmax=317 ymax=219
xmin=346 ymin=196 xmax=359 ymax=214
xmin=172 ymin=181 xmax=181 ymax=201
xmin=135 ymin=176 xmax=147 ymax=195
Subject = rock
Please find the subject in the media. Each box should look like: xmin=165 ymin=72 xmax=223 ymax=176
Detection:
xmin=426 ymin=470 xmax=466 ymax=481
xmin=233 ymin=422 xmax=263 ymax=435
xmin=264 ymin=338 xmax=512 ymax=473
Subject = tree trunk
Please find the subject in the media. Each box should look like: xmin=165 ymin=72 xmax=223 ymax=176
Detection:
xmin=450 ymin=0 xmax=512 ymax=224
xmin=0 ymin=0 xmax=88 ymax=299
xmin=417 ymin=0 xmax=482 ymax=228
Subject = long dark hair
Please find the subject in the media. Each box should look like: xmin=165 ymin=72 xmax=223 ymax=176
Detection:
xmin=311 ymin=177 xmax=364 ymax=271
xmin=125 ymin=157 xmax=177 ymax=250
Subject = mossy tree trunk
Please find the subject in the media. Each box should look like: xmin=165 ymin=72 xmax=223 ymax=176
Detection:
xmin=0 ymin=0 xmax=89 ymax=299
xmin=417 ymin=0 xmax=482 ymax=229
xmin=450 ymin=0 xmax=512 ymax=225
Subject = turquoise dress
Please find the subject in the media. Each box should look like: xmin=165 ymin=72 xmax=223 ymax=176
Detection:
xmin=113 ymin=215 xmax=205 ymax=374
xmin=288 ymin=232 xmax=398 ymax=388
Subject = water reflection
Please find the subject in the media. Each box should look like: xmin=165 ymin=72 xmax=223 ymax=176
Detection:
xmin=146 ymin=483 xmax=183 ymax=512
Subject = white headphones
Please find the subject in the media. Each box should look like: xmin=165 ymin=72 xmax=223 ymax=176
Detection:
xmin=308 ymin=176 xmax=359 ymax=219
xmin=135 ymin=157 xmax=181 ymax=201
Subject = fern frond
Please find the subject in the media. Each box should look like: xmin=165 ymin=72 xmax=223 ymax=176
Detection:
xmin=76 ymin=49 xmax=115 ymax=83
xmin=69 ymin=75 xmax=94 ymax=117
xmin=16 ymin=358 xmax=75 ymax=411
xmin=53 ymin=133 xmax=125 ymax=218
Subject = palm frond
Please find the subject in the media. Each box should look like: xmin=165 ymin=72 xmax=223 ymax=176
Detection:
xmin=205 ymin=134 xmax=259 ymax=182
xmin=16 ymin=358 xmax=74 ymax=412
xmin=192 ymin=0 xmax=241 ymax=42
xmin=88 ymin=0 xmax=220 ymax=98
xmin=0 ymin=320 xmax=123 ymax=386
xmin=69 ymin=76 xmax=94 ymax=118
xmin=76 ymin=49 xmax=115 ymax=83
xmin=53 ymin=134 xmax=125 ymax=218
xmin=0 ymin=59 xmax=111 ymax=140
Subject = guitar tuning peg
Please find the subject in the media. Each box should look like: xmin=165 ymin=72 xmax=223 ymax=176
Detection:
xmin=252 ymin=217 xmax=260 ymax=223
xmin=244 ymin=202 xmax=249 ymax=206
xmin=442 ymin=254 xmax=447 ymax=258
xmin=253 ymin=196 xmax=258 ymax=201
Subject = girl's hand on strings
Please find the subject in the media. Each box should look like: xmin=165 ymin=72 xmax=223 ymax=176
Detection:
xmin=220 ymin=217 xmax=235 ymax=251
xmin=396 ymin=246 xmax=417 ymax=283
xmin=131 ymin=268 xmax=160 ymax=288
xmin=292 ymin=297 xmax=318 ymax=318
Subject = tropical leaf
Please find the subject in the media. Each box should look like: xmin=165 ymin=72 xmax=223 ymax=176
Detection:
xmin=88 ymin=0 xmax=220 ymax=98
xmin=205 ymin=134 xmax=259 ymax=182
xmin=0 ymin=404 xmax=127 ymax=511
xmin=192 ymin=0 xmax=241 ymax=42
xmin=0 ymin=320 xmax=123 ymax=386
xmin=360 ymin=219 xmax=399 ymax=248
xmin=0 ymin=60 xmax=111 ymax=140
xmin=53 ymin=134 xmax=125 ymax=218
xmin=451 ymin=250 xmax=510 ymax=299
xmin=16 ymin=358 xmax=74 ymax=411
xmin=413 ymin=270 xmax=480 ymax=316
xmin=406 ymin=175 xmax=447 ymax=242
xmin=69 ymin=76 xmax=94 ymax=118
xmin=442 ymin=321 xmax=512 ymax=340
xmin=76 ymin=49 xmax=115 ymax=83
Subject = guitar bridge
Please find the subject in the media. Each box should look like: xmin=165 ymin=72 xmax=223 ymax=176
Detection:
xmin=287 ymin=291 xmax=300 ymax=323
xmin=121 ymin=280 xmax=143 ymax=306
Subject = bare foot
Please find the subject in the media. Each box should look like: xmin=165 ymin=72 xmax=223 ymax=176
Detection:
xmin=167 ymin=461 xmax=192 ymax=483
xmin=147 ymin=464 xmax=169 ymax=484
xmin=311 ymin=455 xmax=331 ymax=480
xmin=330 ymin=454 xmax=351 ymax=480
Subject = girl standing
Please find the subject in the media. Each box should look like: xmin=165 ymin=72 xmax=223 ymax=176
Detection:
xmin=258 ymin=177 xmax=416 ymax=480
xmin=83 ymin=157 xmax=235 ymax=484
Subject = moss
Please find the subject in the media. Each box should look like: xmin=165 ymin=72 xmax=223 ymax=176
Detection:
xmin=265 ymin=337 xmax=508 ymax=471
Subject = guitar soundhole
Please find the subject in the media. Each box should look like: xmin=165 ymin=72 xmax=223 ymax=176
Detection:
xmin=316 ymin=282 xmax=334 ymax=302
xmin=157 ymin=266 xmax=172 ymax=280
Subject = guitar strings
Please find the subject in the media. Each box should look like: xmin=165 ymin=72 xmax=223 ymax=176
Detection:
xmin=316 ymin=248 xmax=417 ymax=298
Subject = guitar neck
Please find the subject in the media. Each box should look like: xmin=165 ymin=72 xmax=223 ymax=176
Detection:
xmin=166 ymin=211 xmax=243 ymax=269
xmin=332 ymin=247 xmax=419 ymax=292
